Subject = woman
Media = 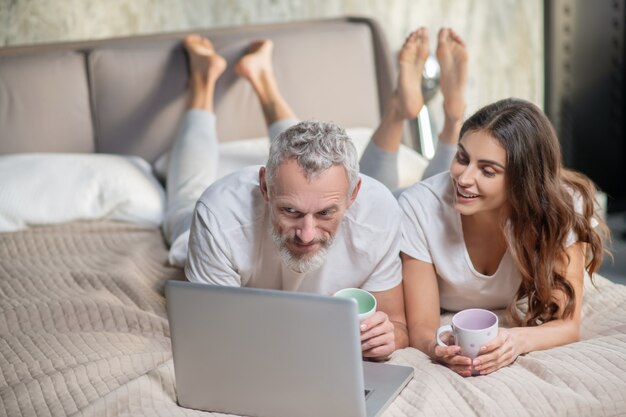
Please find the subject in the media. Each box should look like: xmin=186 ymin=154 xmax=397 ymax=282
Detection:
xmin=399 ymin=98 xmax=609 ymax=376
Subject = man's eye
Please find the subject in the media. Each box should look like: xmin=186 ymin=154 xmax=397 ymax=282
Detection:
xmin=318 ymin=210 xmax=335 ymax=218
xmin=282 ymin=208 xmax=302 ymax=217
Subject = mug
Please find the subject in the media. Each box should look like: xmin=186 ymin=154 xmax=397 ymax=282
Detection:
xmin=436 ymin=308 xmax=498 ymax=359
xmin=334 ymin=288 xmax=377 ymax=320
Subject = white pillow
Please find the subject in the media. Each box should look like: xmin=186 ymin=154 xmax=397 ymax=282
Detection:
xmin=0 ymin=153 xmax=165 ymax=232
xmin=155 ymin=127 xmax=428 ymax=189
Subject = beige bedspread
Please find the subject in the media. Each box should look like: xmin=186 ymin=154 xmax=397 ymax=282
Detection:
xmin=1 ymin=222 xmax=625 ymax=416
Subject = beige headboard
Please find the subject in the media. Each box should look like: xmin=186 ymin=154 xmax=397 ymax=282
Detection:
xmin=0 ymin=17 xmax=399 ymax=163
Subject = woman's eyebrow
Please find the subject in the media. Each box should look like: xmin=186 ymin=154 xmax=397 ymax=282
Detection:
xmin=458 ymin=143 xmax=506 ymax=169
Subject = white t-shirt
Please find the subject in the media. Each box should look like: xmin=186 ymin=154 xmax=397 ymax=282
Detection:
xmin=183 ymin=166 xmax=402 ymax=294
xmin=399 ymin=172 xmax=522 ymax=311
xmin=399 ymin=172 xmax=592 ymax=312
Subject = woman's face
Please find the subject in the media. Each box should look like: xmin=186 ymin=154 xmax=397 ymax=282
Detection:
xmin=450 ymin=130 xmax=508 ymax=217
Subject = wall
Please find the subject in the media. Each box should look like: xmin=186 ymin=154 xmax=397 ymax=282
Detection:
xmin=0 ymin=0 xmax=543 ymax=127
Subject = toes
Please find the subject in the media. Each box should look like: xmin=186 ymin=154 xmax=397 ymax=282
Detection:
xmin=438 ymin=28 xmax=466 ymax=49
xmin=437 ymin=28 xmax=449 ymax=43
xmin=184 ymin=34 xmax=200 ymax=49
xmin=201 ymin=38 xmax=215 ymax=51
xmin=448 ymin=29 xmax=466 ymax=47
xmin=184 ymin=34 xmax=216 ymax=55
xmin=416 ymin=27 xmax=428 ymax=41
xmin=407 ymin=27 xmax=428 ymax=44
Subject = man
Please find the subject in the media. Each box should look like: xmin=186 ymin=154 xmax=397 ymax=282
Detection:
xmin=185 ymin=120 xmax=407 ymax=361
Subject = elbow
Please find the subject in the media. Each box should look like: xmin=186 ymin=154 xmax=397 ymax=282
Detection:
xmin=565 ymin=319 xmax=581 ymax=344
xmin=569 ymin=325 xmax=581 ymax=343
xmin=393 ymin=323 xmax=410 ymax=350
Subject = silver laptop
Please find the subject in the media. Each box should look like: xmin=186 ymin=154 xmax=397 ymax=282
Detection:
xmin=166 ymin=281 xmax=413 ymax=417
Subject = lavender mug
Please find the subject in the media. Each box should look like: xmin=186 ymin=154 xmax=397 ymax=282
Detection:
xmin=436 ymin=308 xmax=498 ymax=359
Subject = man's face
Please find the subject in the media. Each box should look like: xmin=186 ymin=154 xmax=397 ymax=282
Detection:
xmin=260 ymin=159 xmax=360 ymax=273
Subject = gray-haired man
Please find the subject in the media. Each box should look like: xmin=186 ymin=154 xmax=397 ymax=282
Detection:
xmin=185 ymin=120 xmax=407 ymax=361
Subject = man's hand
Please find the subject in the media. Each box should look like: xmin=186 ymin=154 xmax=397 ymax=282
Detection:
xmin=360 ymin=311 xmax=395 ymax=361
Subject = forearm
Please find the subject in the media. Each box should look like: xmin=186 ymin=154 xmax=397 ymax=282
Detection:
xmin=512 ymin=244 xmax=584 ymax=354
xmin=513 ymin=319 xmax=581 ymax=354
xmin=408 ymin=323 xmax=439 ymax=358
xmin=393 ymin=320 xmax=409 ymax=349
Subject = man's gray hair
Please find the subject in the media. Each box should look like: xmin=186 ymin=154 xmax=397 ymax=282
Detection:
xmin=265 ymin=120 xmax=360 ymax=195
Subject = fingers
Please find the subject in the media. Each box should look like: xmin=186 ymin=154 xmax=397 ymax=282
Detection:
xmin=360 ymin=311 xmax=390 ymax=340
xmin=360 ymin=312 xmax=395 ymax=361
xmin=434 ymin=345 xmax=472 ymax=366
xmin=474 ymin=351 xmax=512 ymax=375
xmin=473 ymin=330 xmax=516 ymax=375
xmin=433 ymin=343 xmax=461 ymax=357
xmin=432 ymin=344 xmax=473 ymax=376
xmin=438 ymin=332 xmax=455 ymax=346
xmin=479 ymin=329 xmax=507 ymax=355
xmin=362 ymin=336 xmax=395 ymax=360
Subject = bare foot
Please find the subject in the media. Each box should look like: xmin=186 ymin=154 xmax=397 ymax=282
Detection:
xmin=184 ymin=35 xmax=227 ymax=110
xmin=235 ymin=40 xmax=275 ymax=95
xmin=397 ymin=27 xmax=430 ymax=119
xmin=235 ymin=40 xmax=296 ymax=125
xmin=436 ymin=28 xmax=468 ymax=124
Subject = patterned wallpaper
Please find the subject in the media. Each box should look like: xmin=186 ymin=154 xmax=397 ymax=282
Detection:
xmin=0 ymin=0 xmax=543 ymax=122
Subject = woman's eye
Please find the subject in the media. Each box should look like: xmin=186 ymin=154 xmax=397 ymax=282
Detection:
xmin=482 ymin=169 xmax=496 ymax=178
xmin=455 ymin=152 xmax=468 ymax=164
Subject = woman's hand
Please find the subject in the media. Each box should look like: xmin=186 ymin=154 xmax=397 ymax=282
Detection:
xmin=431 ymin=336 xmax=473 ymax=377
xmin=473 ymin=328 xmax=524 ymax=375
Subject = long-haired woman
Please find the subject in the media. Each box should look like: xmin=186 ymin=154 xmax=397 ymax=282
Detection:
xmin=400 ymin=98 xmax=609 ymax=376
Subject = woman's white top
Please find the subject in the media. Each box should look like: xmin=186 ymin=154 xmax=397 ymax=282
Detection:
xmin=398 ymin=172 xmax=588 ymax=312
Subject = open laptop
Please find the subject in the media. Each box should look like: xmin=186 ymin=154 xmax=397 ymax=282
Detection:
xmin=166 ymin=281 xmax=413 ymax=417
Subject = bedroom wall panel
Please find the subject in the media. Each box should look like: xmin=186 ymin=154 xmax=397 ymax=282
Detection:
xmin=0 ymin=52 xmax=95 ymax=154
xmin=0 ymin=0 xmax=544 ymax=148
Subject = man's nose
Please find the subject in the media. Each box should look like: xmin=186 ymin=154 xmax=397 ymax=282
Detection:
xmin=296 ymin=214 xmax=316 ymax=243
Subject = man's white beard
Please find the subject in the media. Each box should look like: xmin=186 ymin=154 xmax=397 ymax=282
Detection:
xmin=270 ymin=228 xmax=334 ymax=274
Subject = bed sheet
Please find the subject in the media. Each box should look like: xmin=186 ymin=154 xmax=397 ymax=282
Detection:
xmin=1 ymin=222 xmax=625 ymax=416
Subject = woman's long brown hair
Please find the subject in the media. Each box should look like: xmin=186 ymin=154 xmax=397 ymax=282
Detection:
xmin=460 ymin=98 xmax=609 ymax=326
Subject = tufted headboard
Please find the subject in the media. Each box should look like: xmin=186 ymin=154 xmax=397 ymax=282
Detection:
xmin=0 ymin=17 xmax=405 ymax=163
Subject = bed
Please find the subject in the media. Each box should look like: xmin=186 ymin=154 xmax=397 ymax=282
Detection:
xmin=1 ymin=17 xmax=626 ymax=417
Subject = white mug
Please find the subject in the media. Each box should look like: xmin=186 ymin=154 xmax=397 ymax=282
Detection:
xmin=334 ymin=288 xmax=377 ymax=320
xmin=436 ymin=308 xmax=498 ymax=359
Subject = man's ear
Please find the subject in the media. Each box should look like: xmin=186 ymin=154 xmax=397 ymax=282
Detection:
xmin=347 ymin=177 xmax=362 ymax=207
xmin=259 ymin=167 xmax=270 ymax=203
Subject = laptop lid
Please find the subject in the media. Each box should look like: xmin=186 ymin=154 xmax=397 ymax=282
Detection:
xmin=167 ymin=281 xmax=368 ymax=417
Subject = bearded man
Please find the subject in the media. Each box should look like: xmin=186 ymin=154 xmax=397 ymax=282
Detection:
xmin=185 ymin=120 xmax=406 ymax=361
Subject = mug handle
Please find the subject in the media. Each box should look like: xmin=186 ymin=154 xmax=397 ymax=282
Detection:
xmin=436 ymin=324 xmax=453 ymax=346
